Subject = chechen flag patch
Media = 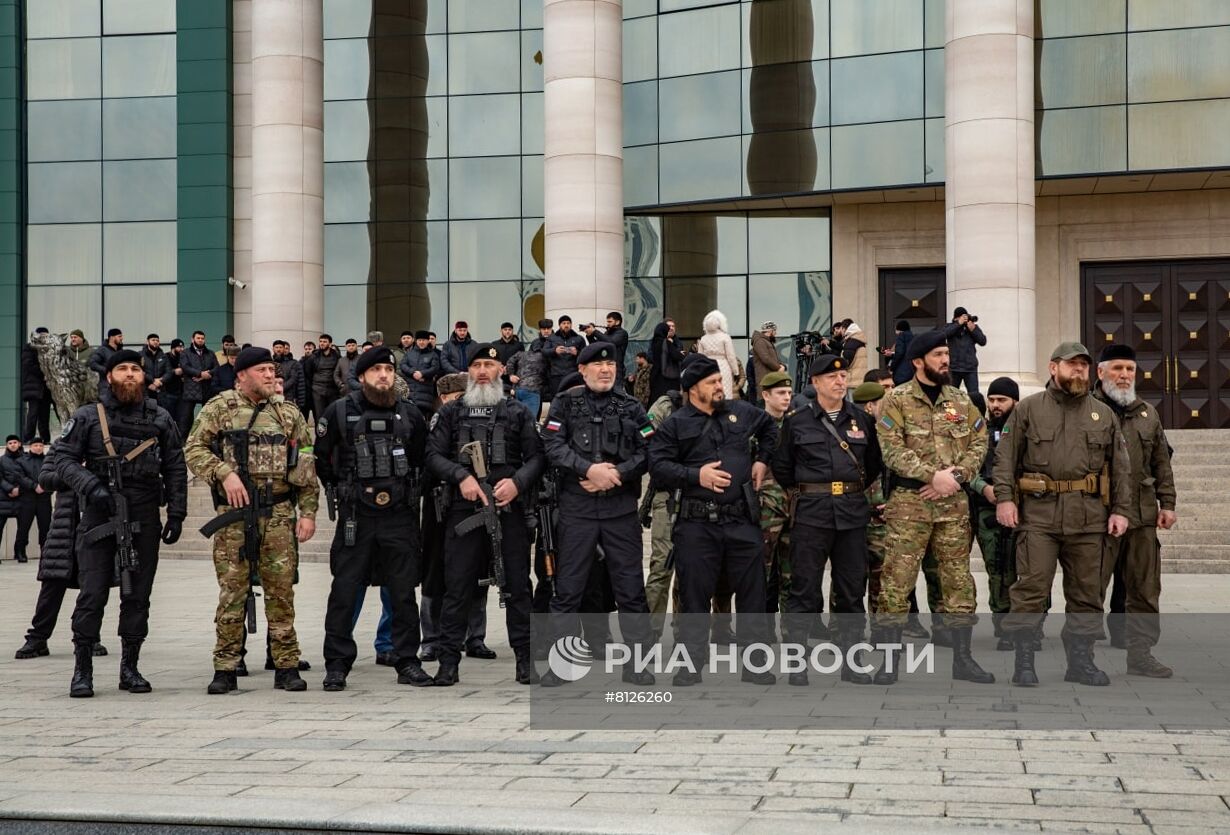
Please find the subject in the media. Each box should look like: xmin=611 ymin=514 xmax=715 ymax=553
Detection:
xmin=546 ymin=420 xmax=563 ymax=432
xmin=639 ymin=422 xmax=655 ymax=438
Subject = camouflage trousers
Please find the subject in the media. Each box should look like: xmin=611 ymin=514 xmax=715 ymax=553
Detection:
xmin=976 ymin=507 xmax=1015 ymax=615
xmin=868 ymin=526 xmax=942 ymax=614
xmin=877 ymin=490 xmax=977 ymax=627
xmin=646 ymin=492 xmax=674 ymax=623
xmin=211 ymin=502 xmax=301 ymax=671
xmin=760 ymin=486 xmax=791 ymax=613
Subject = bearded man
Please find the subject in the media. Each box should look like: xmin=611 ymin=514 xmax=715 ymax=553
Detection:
xmin=314 ymin=347 xmax=433 ymax=691
xmin=54 ymin=350 xmax=187 ymax=697
xmin=994 ymin=342 xmax=1132 ymax=687
xmin=1093 ymin=344 xmax=1176 ymax=677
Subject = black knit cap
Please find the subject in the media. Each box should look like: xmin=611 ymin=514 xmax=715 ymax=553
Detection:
xmin=987 ymin=376 xmax=1020 ymax=401
xmin=1098 ymin=343 xmax=1136 ymax=364
xmin=104 ymin=349 xmax=143 ymax=374
xmin=5 ymin=434 xmax=19 ymax=443
xmin=355 ymin=345 xmax=394 ymax=378
xmin=680 ymin=353 xmax=720 ymax=390
xmin=233 ymin=346 xmax=275 ymax=374
xmin=906 ymin=329 xmax=948 ymax=362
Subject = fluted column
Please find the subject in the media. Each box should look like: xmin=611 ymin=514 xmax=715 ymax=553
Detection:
xmin=543 ymin=0 xmax=624 ymax=324
xmin=945 ymin=0 xmax=1037 ymax=385
xmin=250 ymin=0 xmax=324 ymax=349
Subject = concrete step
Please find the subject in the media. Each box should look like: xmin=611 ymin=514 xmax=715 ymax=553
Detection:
xmin=1160 ymin=559 xmax=1230 ymax=573
xmin=1158 ymin=530 xmax=1230 ymax=545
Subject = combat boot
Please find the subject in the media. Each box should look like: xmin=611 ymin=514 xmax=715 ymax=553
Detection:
xmin=265 ymin=655 xmax=311 ymax=671
xmin=514 ymin=649 xmax=538 ymax=685
xmin=235 ymin=657 xmax=249 ymax=677
xmin=118 ymin=639 xmax=152 ymax=693
xmin=91 ymin=641 xmax=108 ymax=656
xmin=1063 ymin=635 xmax=1110 ymax=686
xmin=1126 ymin=643 xmax=1173 ymax=678
xmin=14 ymin=548 xmax=27 ymax=564
xmin=873 ymin=628 xmax=903 ymax=686
xmin=838 ymin=629 xmax=873 ymax=685
xmin=1011 ymin=632 xmax=1038 ymax=687
xmin=207 ymin=670 xmax=237 ymax=695
xmin=1107 ymin=615 xmax=1126 ymax=650
xmin=322 ymin=670 xmax=347 ymax=691
xmin=951 ymin=627 xmax=995 ymax=684
xmin=672 ymin=669 xmax=702 ymax=687
xmin=14 ymin=638 xmax=49 ymax=659
xmin=397 ymin=662 xmax=435 ymax=687
xmin=433 ymin=662 xmax=459 ymax=687
xmin=69 ymin=644 xmax=94 ymax=698
xmin=930 ymin=623 xmax=953 ymax=648
xmin=273 ymin=668 xmax=307 ymax=691
xmin=901 ymin=616 xmax=930 ymax=640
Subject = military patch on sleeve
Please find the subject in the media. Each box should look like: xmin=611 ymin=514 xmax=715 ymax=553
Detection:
xmin=879 ymin=415 xmax=895 ymax=430
xmin=546 ymin=419 xmax=563 ymax=432
xmin=316 ymin=418 xmax=328 ymax=436
xmin=638 ymin=421 xmax=655 ymax=438
xmin=1001 ymin=426 xmax=1011 ymax=435
xmin=974 ymin=417 xmax=984 ymax=431
xmin=59 ymin=418 xmax=75 ymax=439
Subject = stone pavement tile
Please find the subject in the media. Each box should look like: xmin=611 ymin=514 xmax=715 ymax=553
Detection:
xmin=339 ymin=773 xmax=515 ymax=791
xmin=1141 ymin=809 xmax=1230 ymax=827
xmin=349 ymin=737 xmax=493 ymax=752
xmin=1148 ymin=828 xmax=1230 ymax=835
xmin=244 ymin=747 xmax=401 ymax=762
xmin=573 ymin=792 xmax=760 ymax=812
xmin=5 ymin=756 xmax=162 ymax=771
xmin=731 ymin=815 xmax=847 ymax=832
xmin=867 ymin=734 xmax=1023 ymax=749
xmin=112 ymin=746 xmax=265 ymax=761
xmin=1024 ymin=760 xmax=1197 ymax=777
xmin=205 ymin=736 xmax=360 ymax=750
xmin=1021 ymin=740 xmax=1182 ymax=754
xmin=859 ymin=815 xmax=1041 ymax=831
xmin=673 ymin=779 xmax=849 ymax=799
xmin=233 ymin=785 xmax=408 ymax=804
xmin=490 ymin=739 xmax=642 ymax=754
xmin=1038 ymin=824 xmax=1153 ymax=834
xmin=541 ymin=752 xmax=704 ymax=767
xmin=1120 ymin=778 xmax=1230 ymax=794
xmin=390 ymin=751 xmax=547 ymax=765
xmin=0 ymin=790 xmax=361 ymax=828
xmin=449 ymin=763 xmax=613 ymax=779
xmin=178 ymin=770 xmax=360 ymax=788
xmin=504 ymin=776 xmax=681 ymax=795
xmin=606 ymin=766 xmax=774 ymax=782
xmin=944 ymin=803 xmax=1144 ymax=824
xmin=943 ymin=772 xmax=1123 ymax=791
xmin=636 ymin=742 xmax=794 ymax=755
xmin=751 ymin=797 xmax=947 ymax=816
xmin=397 ymin=788 xmax=589 ymax=809
xmin=861 ymin=756 xmax=1026 ymax=773
xmin=1034 ymin=789 xmax=1229 ymax=811
xmin=134 ymin=758 xmax=307 ymax=774
xmin=773 ymin=766 xmax=941 ymax=785
xmin=850 ymin=784 xmax=1035 ymax=804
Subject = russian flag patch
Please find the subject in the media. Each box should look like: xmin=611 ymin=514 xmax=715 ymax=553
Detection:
xmin=546 ymin=420 xmax=563 ymax=432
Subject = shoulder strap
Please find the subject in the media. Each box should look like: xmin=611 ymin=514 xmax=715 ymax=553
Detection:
xmin=95 ymin=402 xmax=156 ymax=462
xmin=817 ymin=407 xmax=865 ymax=482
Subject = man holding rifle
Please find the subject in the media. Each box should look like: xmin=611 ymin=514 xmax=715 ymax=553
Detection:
xmin=55 ymin=350 xmax=186 ymax=698
xmin=185 ymin=347 xmax=318 ymax=695
xmin=426 ymin=344 xmax=544 ymax=687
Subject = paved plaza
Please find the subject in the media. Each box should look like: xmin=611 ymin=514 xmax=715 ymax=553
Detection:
xmin=0 ymin=561 xmax=1226 ymax=833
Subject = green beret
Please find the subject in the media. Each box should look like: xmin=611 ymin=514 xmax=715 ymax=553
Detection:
xmin=853 ymin=382 xmax=888 ymax=403
xmin=759 ymin=371 xmax=792 ymax=391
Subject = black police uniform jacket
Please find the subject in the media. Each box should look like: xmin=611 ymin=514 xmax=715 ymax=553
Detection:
xmin=315 ymin=391 xmax=428 ymax=512
xmin=542 ymin=385 xmax=651 ymax=519
xmin=648 ymin=398 xmax=778 ymax=508
xmin=54 ymin=391 xmax=188 ymax=523
xmin=425 ymin=396 xmax=546 ymax=505
xmin=771 ymin=400 xmax=882 ymax=530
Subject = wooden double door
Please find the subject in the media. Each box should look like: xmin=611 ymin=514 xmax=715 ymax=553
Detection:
xmin=1082 ymin=261 xmax=1230 ymax=429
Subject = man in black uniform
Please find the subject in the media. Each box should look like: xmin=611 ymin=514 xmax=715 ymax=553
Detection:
xmin=1 ymin=435 xmax=53 ymax=562
xmin=649 ymin=354 xmax=779 ymax=687
xmin=426 ymin=344 xmax=545 ymax=686
xmin=54 ymin=350 xmax=187 ymax=698
xmin=540 ymin=342 xmax=655 ymax=686
xmin=315 ymin=346 xmax=434 ymax=690
xmin=772 ymin=355 xmax=882 ymax=686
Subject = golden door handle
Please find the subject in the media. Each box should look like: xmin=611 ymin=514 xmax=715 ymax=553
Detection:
xmin=1165 ymin=357 xmax=1172 ymax=393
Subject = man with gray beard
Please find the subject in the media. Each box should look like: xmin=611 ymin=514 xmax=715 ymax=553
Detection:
xmin=1093 ymin=344 xmax=1176 ymax=677
xmin=426 ymin=344 xmax=545 ymax=686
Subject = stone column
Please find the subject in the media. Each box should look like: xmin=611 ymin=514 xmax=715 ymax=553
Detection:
xmin=543 ymin=0 xmax=624 ymax=325
xmin=250 ymin=0 xmax=324 ymax=349
xmin=945 ymin=0 xmax=1036 ymax=386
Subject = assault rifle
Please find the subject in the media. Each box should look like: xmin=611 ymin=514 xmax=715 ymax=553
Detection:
xmin=534 ymin=468 xmax=560 ymax=598
xmin=454 ymin=441 xmax=509 ymax=608
xmin=995 ymin=523 xmax=1015 ymax=605
xmin=84 ymin=454 xmax=141 ymax=600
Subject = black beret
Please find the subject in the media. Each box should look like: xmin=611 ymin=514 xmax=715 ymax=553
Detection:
xmin=1098 ymin=343 xmax=1136 ymax=364
xmin=809 ymin=354 xmax=847 ymax=377
xmin=537 ymin=318 xmax=554 ymax=329
xmin=105 ymin=349 xmax=143 ymax=374
xmin=557 ymin=371 xmax=584 ymax=394
xmin=414 ymin=330 xmax=430 ymax=340
xmin=467 ymin=343 xmax=502 ymax=366
xmin=680 ymin=353 xmax=720 ymax=390
xmin=355 ymin=345 xmax=394 ymax=378
xmin=907 ymin=329 xmax=948 ymax=362
xmin=234 ymin=346 xmax=275 ymax=374
xmin=987 ymin=376 xmax=1020 ymax=401
xmin=578 ymin=342 xmax=617 ymax=364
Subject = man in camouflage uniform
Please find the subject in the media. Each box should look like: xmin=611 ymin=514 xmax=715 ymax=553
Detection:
xmin=643 ymin=388 xmax=682 ymax=635
xmin=875 ymin=330 xmax=993 ymax=685
xmin=757 ymin=371 xmax=793 ymax=615
xmin=185 ymin=347 xmax=320 ymax=694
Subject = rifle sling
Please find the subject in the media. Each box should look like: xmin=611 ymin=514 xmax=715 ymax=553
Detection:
xmin=95 ymin=402 xmax=156 ymax=462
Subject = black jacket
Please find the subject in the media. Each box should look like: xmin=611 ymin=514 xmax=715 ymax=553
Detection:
xmin=943 ymin=321 xmax=987 ymax=372
xmin=425 ymin=398 xmax=545 ymax=502
xmin=493 ymin=336 xmax=525 ymax=366
xmin=0 ymin=453 xmax=25 ymax=516
xmin=277 ymin=355 xmax=306 ymax=412
xmin=649 ymin=321 xmax=684 ymax=405
xmin=141 ymin=346 xmax=171 ymax=394
xmin=588 ymin=326 xmax=630 ymax=383
xmin=304 ymin=346 xmax=341 ymax=396
xmin=180 ymin=344 xmax=219 ymax=403
xmin=0 ymin=449 xmax=46 ymax=507
xmin=88 ymin=342 xmax=120 ymax=398
xmin=440 ymin=334 xmax=475 ymax=375
xmin=772 ymin=400 xmax=882 ymax=530
xmin=212 ymin=362 xmax=237 ymax=395
xmin=36 ymin=444 xmax=79 ymax=585
xmin=543 ymin=329 xmax=587 ymax=381
xmin=399 ymin=345 xmax=441 ymax=411
xmin=21 ymin=343 xmax=50 ymax=402
xmin=163 ymin=350 xmax=184 ymax=397
xmin=889 ymin=331 xmax=914 ymax=386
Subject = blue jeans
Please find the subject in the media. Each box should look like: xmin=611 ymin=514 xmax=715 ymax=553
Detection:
xmin=351 ymin=586 xmax=394 ymax=653
xmin=515 ymin=388 xmax=541 ymax=420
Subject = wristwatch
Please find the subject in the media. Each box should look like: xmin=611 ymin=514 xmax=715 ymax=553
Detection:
xmin=952 ymin=469 xmax=967 ymax=486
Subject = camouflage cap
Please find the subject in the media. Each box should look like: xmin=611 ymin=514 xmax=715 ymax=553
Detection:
xmin=1051 ymin=341 xmax=1092 ymax=362
xmin=436 ymin=372 xmax=469 ymax=397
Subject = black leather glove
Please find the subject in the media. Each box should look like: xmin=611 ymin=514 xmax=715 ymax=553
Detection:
xmin=87 ymin=485 xmax=115 ymax=515
xmin=160 ymin=518 xmax=183 ymax=545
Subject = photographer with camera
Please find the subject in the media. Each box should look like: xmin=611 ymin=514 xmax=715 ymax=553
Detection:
xmin=943 ymin=307 xmax=986 ymax=394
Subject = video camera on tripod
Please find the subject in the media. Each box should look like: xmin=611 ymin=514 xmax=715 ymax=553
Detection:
xmin=787 ymin=330 xmax=826 ymax=390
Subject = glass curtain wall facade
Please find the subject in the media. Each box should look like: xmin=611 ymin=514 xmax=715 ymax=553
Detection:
xmin=24 ymin=0 xmax=177 ymax=341
xmin=1036 ymin=0 xmax=1230 ymax=176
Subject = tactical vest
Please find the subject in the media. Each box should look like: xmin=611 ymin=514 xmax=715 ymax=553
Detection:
xmin=89 ymin=399 xmax=163 ymax=481
xmin=341 ymin=394 xmax=418 ymax=510
xmin=208 ymin=391 xmax=307 ymax=486
xmin=455 ymin=400 xmax=512 ymax=468
xmin=563 ymin=388 xmax=639 ymax=463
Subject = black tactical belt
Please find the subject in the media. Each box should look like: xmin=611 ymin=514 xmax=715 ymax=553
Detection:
xmin=679 ymin=499 xmax=748 ymax=522
xmin=894 ymin=477 xmax=928 ymax=490
xmin=798 ymin=480 xmax=864 ymax=496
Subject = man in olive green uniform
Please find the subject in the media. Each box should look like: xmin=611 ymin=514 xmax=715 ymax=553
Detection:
xmin=994 ymin=342 xmax=1132 ymax=687
xmin=875 ymin=330 xmax=992 ymax=685
xmin=643 ymin=389 xmax=682 ymax=632
xmin=1094 ymin=344 xmax=1176 ymax=677
xmin=971 ymin=376 xmax=1021 ymax=648
xmin=185 ymin=347 xmax=320 ymax=695
xmin=757 ymin=371 xmax=794 ymax=614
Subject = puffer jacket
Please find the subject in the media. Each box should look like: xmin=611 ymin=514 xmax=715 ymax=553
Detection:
xmin=943 ymin=320 xmax=987 ymax=372
xmin=36 ymin=444 xmax=80 ymax=585
xmin=21 ymin=342 xmax=50 ymax=402
xmin=0 ymin=455 xmax=20 ymax=516
xmin=399 ymin=345 xmax=441 ymax=411
xmin=441 ymin=334 xmax=475 ymax=375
